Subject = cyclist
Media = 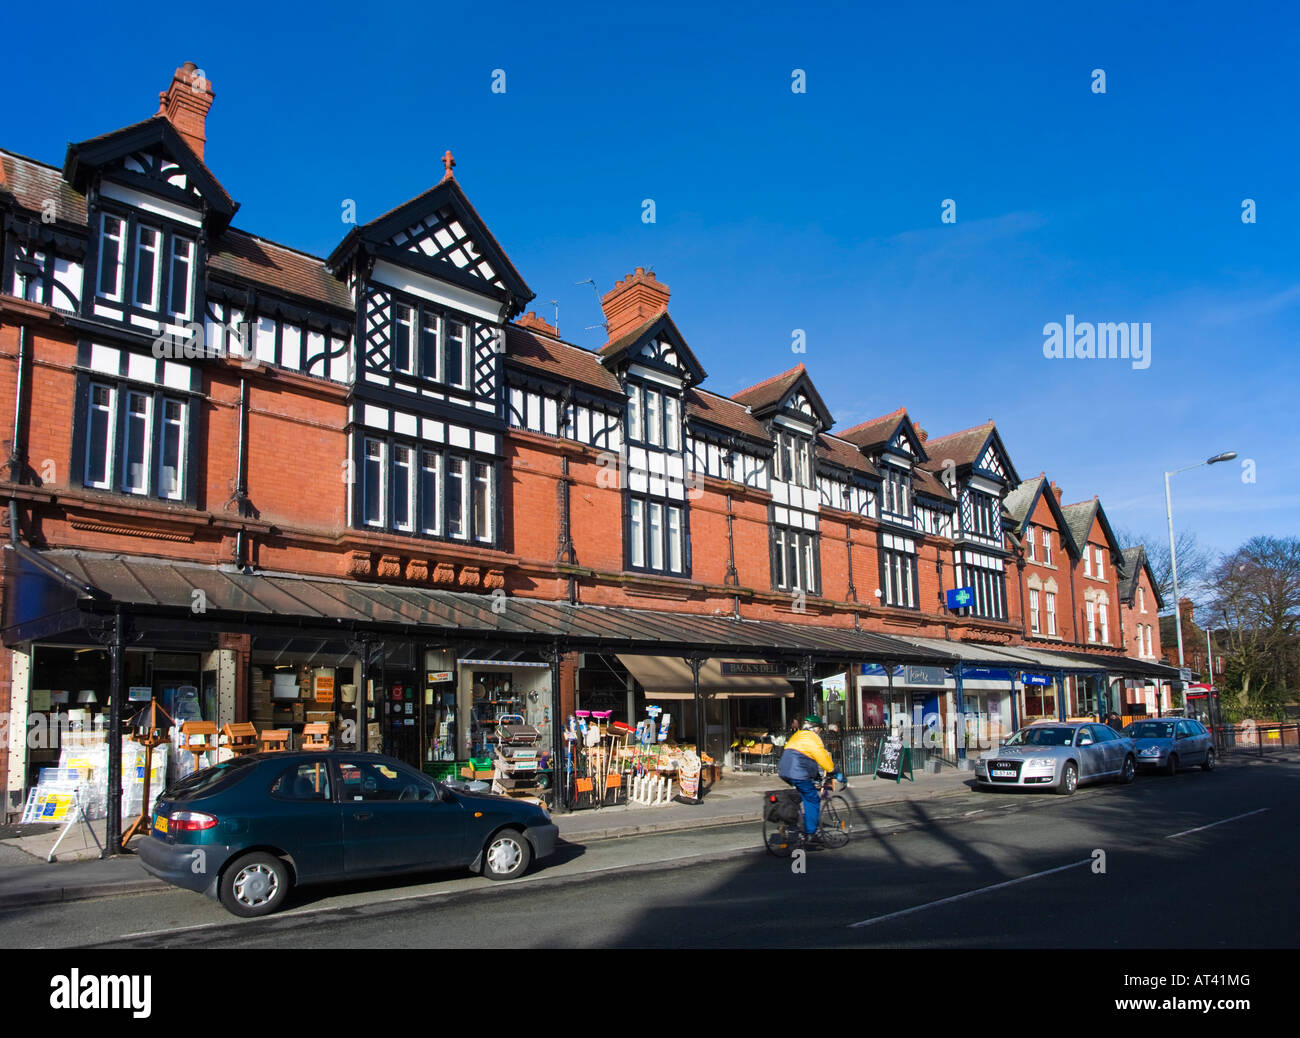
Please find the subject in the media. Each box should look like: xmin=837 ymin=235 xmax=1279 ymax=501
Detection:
xmin=777 ymin=714 xmax=843 ymax=846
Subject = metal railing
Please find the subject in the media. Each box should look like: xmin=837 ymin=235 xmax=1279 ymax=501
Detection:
xmin=1220 ymin=723 xmax=1299 ymax=755
xmin=822 ymin=726 xmax=889 ymax=777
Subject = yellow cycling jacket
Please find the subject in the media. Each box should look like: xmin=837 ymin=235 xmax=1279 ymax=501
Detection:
xmin=783 ymin=729 xmax=834 ymax=773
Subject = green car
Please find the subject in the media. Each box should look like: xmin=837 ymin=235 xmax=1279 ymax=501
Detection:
xmin=137 ymin=751 xmax=558 ymax=917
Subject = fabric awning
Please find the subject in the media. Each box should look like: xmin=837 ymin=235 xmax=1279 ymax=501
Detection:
xmin=617 ymin=655 xmax=794 ymax=699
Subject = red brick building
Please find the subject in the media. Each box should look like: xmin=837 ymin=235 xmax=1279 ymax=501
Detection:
xmin=0 ymin=63 xmax=1176 ymax=826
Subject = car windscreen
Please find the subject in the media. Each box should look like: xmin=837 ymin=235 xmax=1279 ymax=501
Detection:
xmin=161 ymin=756 xmax=259 ymax=800
xmin=1007 ymin=727 xmax=1075 ymax=747
xmin=1129 ymin=722 xmax=1176 ymax=740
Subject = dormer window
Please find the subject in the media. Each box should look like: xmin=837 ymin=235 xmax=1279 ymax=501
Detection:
xmin=625 ymin=382 xmax=681 ymax=450
xmin=95 ymin=208 xmax=196 ymax=321
xmin=881 ymin=465 xmax=912 ymax=519
xmin=774 ymin=430 xmax=813 ymax=489
xmin=384 ymin=296 xmax=471 ymax=388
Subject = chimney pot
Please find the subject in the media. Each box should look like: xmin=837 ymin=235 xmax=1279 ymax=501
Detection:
xmin=1050 ymin=481 xmax=1062 ymax=502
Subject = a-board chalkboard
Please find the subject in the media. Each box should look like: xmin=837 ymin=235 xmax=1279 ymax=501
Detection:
xmin=874 ymin=735 xmax=914 ymax=783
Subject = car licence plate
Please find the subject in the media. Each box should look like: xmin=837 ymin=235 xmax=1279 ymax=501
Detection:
xmin=154 ymin=815 xmax=168 ymax=833
xmin=991 ymin=770 xmax=1017 ymax=778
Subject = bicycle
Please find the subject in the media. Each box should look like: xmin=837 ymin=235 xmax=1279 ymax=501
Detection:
xmin=763 ymin=775 xmax=851 ymax=856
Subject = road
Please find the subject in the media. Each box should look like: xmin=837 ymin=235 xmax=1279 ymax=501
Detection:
xmin=1 ymin=755 xmax=1295 ymax=948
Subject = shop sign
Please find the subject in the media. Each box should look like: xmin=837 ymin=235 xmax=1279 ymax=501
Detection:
xmin=960 ymin=667 xmax=1014 ymax=682
xmin=1021 ymin=673 xmax=1052 ymax=686
xmin=860 ymin=664 xmax=905 ymax=677
xmin=904 ymin=665 xmax=945 ymax=686
xmin=946 ymin=587 xmax=975 ymax=610
xmin=128 ymin=686 xmax=153 ymax=702
xmin=313 ymin=674 xmax=335 ymax=703
xmin=721 ymin=661 xmax=783 ymax=676
xmin=426 ymin=671 xmax=454 ymax=684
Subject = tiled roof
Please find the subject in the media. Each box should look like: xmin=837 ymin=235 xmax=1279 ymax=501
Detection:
xmin=838 ymin=407 xmax=908 ymax=450
xmin=208 ymin=229 xmax=352 ymax=311
xmin=1119 ymin=546 xmax=1145 ymax=602
xmin=505 ymin=325 xmax=624 ymax=397
xmin=816 ymin=433 xmax=877 ymax=478
xmin=686 ymin=388 xmax=769 ymax=441
xmin=731 ymin=364 xmax=806 ymax=411
xmin=920 ymin=421 xmax=994 ymax=471
xmin=913 ymin=465 xmax=955 ymax=503
xmin=0 ymin=149 xmax=88 ymax=224
xmin=1002 ymin=476 xmax=1044 ymax=527
xmin=598 ymin=311 xmax=661 ymax=358
xmin=1061 ymin=500 xmax=1098 ymax=551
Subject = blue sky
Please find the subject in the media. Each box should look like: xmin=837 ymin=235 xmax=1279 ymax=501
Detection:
xmin=3 ymin=0 xmax=1294 ymax=558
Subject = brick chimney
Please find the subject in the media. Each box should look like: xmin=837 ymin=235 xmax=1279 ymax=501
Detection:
xmin=915 ymin=426 xmax=928 ymax=443
xmin=157 ymin=62 xmax=214 ymax=161
xmin=1050 ymin=481 xmax=1062 ymax=503
xmin=516 ymin=311 xmax=559 ymax=337
xmin=601 ymin=268 xmax=669 ymax=343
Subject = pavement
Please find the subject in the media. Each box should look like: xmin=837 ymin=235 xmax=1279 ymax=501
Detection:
xmin=3 ymin=749 xmax=1295 ymax=911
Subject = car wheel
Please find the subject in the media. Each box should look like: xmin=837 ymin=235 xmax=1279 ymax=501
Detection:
xmin=1165 ymin=753 xmax=1178 ymax=777
xmin=482 ymin=829 xmax=532 ymax=880
xmin=1120 ymin=755 xmax=1136 ymax=784
xmin=1202 ymin=748 xmax=1216 ymax=772
xmin=219 ymin=852 xmax=290 ymax=918
xmin=1057 ymin=762 xmax=1078 ymax=796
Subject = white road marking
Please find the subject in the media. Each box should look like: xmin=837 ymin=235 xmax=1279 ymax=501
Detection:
xmin=847 ymin=858 xmax=1093 ymax=929
xmin=1165 ymin=808 xmax=1268 ymax=840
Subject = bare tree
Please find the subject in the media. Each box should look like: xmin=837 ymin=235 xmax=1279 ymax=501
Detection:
xmin=1114 ymin=527 xmax=1213 ymax=611
xmin=1206 ymin=536 xmax=1300 ymax=717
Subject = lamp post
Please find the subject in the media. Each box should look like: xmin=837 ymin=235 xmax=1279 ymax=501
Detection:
xmin=1165 ymin=451 xmax=1236 ymax=745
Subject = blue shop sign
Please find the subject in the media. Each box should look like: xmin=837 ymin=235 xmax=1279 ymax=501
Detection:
xmin=946 ymin=587 xmax=975 ymax=610
xmin=860 ymin=663 xmax=905 ymax=677
xmin=1021 ymin=673 xmax=1052 ymax=686
xmin=958 ymin=667 xmax=1014 ymax=682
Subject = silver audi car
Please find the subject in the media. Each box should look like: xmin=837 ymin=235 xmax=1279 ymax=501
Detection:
xmin=975 ymin=721 xmax=1137 ymax=795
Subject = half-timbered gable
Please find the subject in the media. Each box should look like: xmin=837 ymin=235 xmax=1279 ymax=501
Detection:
xmin=598 ymin=303 xmax=704 ymax=579
xmin=731 ymin=365 xmax=833 ymax=596
xmin=838 ymin=408 xmax=930 ymax=610
xmin=918 ymin=421 xmax=1020 ymax=622
xmin=1 ymin=151 xmax=88 ymax=316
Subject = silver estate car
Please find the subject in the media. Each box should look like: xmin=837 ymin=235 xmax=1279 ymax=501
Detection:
xmin=975 ymin=722 xmax=1136 ymax=795
xmin=1124 ymin=718 xmax=1216 ymax=775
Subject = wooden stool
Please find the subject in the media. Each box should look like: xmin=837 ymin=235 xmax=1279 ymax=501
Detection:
xmin=260 ymin=729 xmax=290 ymax=753
xmin=301 ymin=722 xmax=331 ymax=751
xmin=222 ymin=722 xmax=260 ymax=756
xmin=180 ymin=721 xmax=219 ymax=771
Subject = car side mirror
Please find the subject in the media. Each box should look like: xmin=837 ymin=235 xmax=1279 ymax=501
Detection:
xmin=440 ymin=787 xmax=456 ymax=803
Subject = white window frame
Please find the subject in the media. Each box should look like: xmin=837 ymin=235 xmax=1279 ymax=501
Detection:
xmin=156 ymin=397 xmax=187 ymax=500
xmin=363 ymin=438 xmax=386 ymax=528
xmin=629 ymin=499 xmax=646 ymax=568
xmin=420 ymin=310 xmax=443 ymax=382
xmin=1026 ymin=526 xmax=1036 ymax=561
xmin=1084 ymin=548 xmax=1093 ymax=577
xmin=1138 ymin=586 xmax=1146 ymax=613
xmin=627 ymin=387 xmax=643 ymax=443
xmin=420 ymin=450 xmax=442 ymax=536
xmin=132 ymin=224 xmax=162 ymax=311
xmin=391 ymin=444 xmax=415 ymax=532
xmin=1042 ymin=527 xmax=1052 ymax=564
xmin=85 ymin=382 xmax=117 ymax=490
xmin=121 ymin=390 xmax=154 ymax=495
xmin=472 ymin=461 xmax=493 ymax=544
xmin=445 ymin=318 xmax=470 ymax=391
xmin=1086 ymin=600 xmax=1097 ymax=643
xmin=664 ymin=395 xmax=680 ymax=452
xmin=167 ymin=236 xmax=195 ymax=320
xmin=446 ymin=456 xmax=469 ymax=540
xmin=1046 ymin=591 xmax=1057 ymax=635
xmin=1099 ymin=602 xmax=1109 ymax=644
xmin=392 ymin=303 xmax=417 ymax=376
xmin=1029 ymin=589 xmax=1040 ymax=634
xmin=1094 ymin=546 xmax=1105 ymax=578
xmin=97 ymin=214 xmax=126 ymax=302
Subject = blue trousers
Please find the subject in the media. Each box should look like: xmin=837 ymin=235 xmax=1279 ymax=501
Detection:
xmin=788 ymin=778 xmax=820 ymax=835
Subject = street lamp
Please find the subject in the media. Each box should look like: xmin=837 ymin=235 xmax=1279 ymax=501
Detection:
xmin=1164 ymin=451 xmax=1236 ymax=742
